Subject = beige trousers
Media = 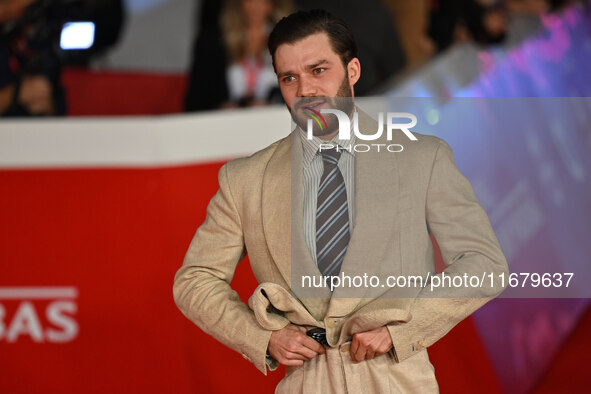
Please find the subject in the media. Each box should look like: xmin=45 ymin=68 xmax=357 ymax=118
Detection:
xmin=276 ymin=342 xmax=439 ymax=394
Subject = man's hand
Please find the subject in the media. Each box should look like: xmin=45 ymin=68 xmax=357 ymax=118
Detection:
xmin=350 ymin=326 xmax=393 ymax=363
xmin=19 ymin=76 xmax=54 ymax=115
xmin=268 ymin=324 xmax=326 ymax=366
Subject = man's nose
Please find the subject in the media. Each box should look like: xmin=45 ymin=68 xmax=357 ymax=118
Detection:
xmin=297 ymin=76 xmax=318 ymax=97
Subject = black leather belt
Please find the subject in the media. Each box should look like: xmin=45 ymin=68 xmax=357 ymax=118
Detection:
xmin=306 ymin=327 xmax=328 ymax=346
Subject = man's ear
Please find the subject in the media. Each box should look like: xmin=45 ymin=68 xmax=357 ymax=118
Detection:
xmin=347 ymin=58 xmax=361 ymax=86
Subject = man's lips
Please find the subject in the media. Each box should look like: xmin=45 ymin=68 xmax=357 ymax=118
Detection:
xmin=300 ymin=100 xmax=327 ymax=112
xmin=305 ymin=102 xmax=324 ymax=110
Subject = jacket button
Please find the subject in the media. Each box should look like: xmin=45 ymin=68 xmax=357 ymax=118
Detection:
xmin=326 ymin=318 xmax=339 ymax=328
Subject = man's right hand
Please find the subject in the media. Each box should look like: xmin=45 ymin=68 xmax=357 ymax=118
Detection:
xmin=268 ymin=324 xmax=326 ymax=366
xmin=19 ymin=76 xmax=54 ymax=115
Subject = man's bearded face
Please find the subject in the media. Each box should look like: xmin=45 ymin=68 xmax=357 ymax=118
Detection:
xmin=273 ymin=32 xmax=359 ymax=138
xmin=289 ymin=73 xmax=355 ymax=138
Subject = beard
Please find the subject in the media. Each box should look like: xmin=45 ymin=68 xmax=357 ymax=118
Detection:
xmin=289 ymin=71 xmax=355 ymax=138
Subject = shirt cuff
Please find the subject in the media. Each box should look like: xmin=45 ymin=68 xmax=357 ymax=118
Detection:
xmin=265 ymin=351 xmax=279 ymax=371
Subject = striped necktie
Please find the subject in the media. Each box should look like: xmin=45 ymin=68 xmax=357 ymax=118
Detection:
xmin=316 ymin=147 xmax=350 ymax=278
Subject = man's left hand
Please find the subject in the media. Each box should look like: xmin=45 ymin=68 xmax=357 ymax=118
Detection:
xmin=350 ymin=326 xmax=393 ymax=363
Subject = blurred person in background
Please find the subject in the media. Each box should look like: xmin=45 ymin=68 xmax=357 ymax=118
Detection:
xmin=222 ymin=0 xmax=292 ymax=108
xmin=429 ymin=0 xmax=509 ymax=52
xmin=184 ymin=0 xmax=226 ymax=112
xmin=0 ymin=0 xmax=65 ymax=116
xmin=428 ymin=0 xmax=578 ymax=53
xmin=0 ymin=0 xmax=124 ymax=117
xmin=383 ymin=0 xmax=436 ymax=70
xmin=185 ymin=0 xmax=292 ymax=112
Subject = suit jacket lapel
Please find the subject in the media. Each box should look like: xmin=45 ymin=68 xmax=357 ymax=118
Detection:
xmin=262 ymin=132 xmax=332 ymax=315
xmin=261 ymin=135 xmax=292 ymax=286
xmin=327 ymin=110 xmax=401 ymax=317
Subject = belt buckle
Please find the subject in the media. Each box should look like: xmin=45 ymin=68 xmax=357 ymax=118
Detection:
xmin=306 ymin=327 xmax=328 ymax=346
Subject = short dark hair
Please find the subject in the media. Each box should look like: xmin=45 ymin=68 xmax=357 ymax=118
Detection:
xmin=268 ymin=9 xmax=358 ymax=69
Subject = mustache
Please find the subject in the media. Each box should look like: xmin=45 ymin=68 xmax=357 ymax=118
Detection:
xmin=294 ymin=97 xmax=330 ymax=111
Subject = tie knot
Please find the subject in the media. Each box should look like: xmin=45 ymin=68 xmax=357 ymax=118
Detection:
xmin=319 ymin=147 xmax=342 ymax=165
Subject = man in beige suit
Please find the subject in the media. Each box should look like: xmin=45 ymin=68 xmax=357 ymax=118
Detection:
xmin=174 ymin=9 xmax=509 ymax=393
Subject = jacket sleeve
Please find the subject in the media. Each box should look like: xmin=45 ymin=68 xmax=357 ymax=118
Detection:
xmin=387 ymin=138 xmax=510 ymax=362
xmin=173 ymin=163 xmax=274 ymax=374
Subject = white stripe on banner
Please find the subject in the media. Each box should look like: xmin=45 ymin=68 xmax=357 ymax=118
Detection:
xmin=0 ymin=106 xmax=292 ymax=168
xmin=0 ymin=287 xmax=78 ymax=299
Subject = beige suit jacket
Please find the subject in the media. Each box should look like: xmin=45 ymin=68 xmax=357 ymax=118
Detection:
xmin=173 ymin=111 xmax=509 ymax=393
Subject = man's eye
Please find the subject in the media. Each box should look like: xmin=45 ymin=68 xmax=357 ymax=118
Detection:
xmin=283 ymin=76 xmax=295 ymax=83
xmin=313 ymin=68 xmax=326 ymax=74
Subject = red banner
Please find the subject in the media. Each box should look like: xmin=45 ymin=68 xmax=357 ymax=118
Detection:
xmin=0 ymin=163 xmax=505 ymax=393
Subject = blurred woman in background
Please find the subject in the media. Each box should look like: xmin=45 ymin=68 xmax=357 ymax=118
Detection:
xmin=221 ymin=0 xmax=291 ymax=108
xmin=184 ymin=0 xmax=291 ymax=112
